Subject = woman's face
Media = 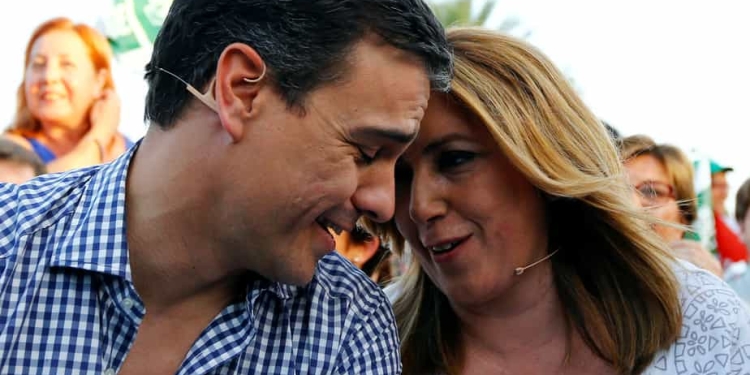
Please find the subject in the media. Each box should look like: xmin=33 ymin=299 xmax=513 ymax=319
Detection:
xmin=624 ymin=154 xmax=684 ymax=241
xmin=24 ymin=29 xmax=105 ymax=131
xmin=393 ymin=94 xmax=548 ymax=307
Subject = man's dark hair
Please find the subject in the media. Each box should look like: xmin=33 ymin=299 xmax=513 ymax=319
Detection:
xmin=144 ymin=0 xmax=453 ymax=128
xmin=0 ymin=139 xmax=46 ymax=177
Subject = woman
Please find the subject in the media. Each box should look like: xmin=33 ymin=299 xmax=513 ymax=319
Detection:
xmin=375 ymin=28 xmax=750 ymax=374
xmin=621 ymin=135 xmax=723 ymax=276
xmin=4 ymin=17 xmax=131 ymax=173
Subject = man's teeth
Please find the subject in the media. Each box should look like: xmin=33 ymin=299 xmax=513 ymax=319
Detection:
xmin=429 ymin=241 xmax=459 ymax=253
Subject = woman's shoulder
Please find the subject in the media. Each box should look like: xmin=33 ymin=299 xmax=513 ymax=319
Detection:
xmin=643 ymin=260 xmax=750 ymax=374
xmin=671 ymin=259 xmax=743 ymax=306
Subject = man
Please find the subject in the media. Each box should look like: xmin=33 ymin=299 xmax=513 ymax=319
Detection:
xmin=711 ymin=160 xmax=749 ymax=265
xmin=712 ymin=160 xmax=741 ymax=233
xmin=0 ymin=1 xmax=452 ymax=374
xmin=0 ymin=138 xmax=46 ymax=183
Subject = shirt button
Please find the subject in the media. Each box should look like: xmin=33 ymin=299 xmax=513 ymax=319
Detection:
xmin=122 ymin=298 xmax=134 ymax=309
xmin=103 ymin=369 xmax=116 ymax=375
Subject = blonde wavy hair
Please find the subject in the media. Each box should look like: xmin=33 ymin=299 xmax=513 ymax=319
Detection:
xmin=371 ymin=27 xmax=681 ymax=375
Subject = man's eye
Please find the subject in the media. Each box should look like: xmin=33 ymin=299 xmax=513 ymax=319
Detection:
xmin=356 ymin=147 xmax=377 ymax=165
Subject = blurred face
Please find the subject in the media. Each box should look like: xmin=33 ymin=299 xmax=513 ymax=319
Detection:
xmin=741 ymin=210 xmax=750 ymax=249
xmin=393 ymin=94 xmax=548 ymax=306
xmin=0 ymin=160 xmax=36 ymax=184
xmin=624 ymin=154 xmax=684 ymax=241
xmin=25 ymin=29 xmax=105 ymax=130
xmin=712 ymin=172 xmax=729 ymax=210
xmin=225 ymin=40 xmax=430 ymax=285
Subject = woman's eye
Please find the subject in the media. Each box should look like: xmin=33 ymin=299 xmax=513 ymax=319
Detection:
xmin=437 ymin=151 xmax=475 ymax=171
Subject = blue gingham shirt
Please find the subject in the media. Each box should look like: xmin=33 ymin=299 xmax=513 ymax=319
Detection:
xmin=0 ymin=145 xmax=401 ymax=374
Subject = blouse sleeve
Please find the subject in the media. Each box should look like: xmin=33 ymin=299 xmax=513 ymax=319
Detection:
xmin=645 ymin=261 xmax=750 ymax=374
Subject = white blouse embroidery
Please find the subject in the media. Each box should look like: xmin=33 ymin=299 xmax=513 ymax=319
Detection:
xmin=644 ymin=261 xmax=750 ymax=374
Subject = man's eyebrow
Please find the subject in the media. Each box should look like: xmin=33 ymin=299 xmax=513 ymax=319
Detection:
xmin=351 ymin=127 xmax=418 ymax=144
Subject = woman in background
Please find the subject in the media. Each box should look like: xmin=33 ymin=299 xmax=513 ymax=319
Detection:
xmin=621 ymin=135 xmax=723 ymax=276
xmin=4 ymin=17 xmax=131 ymax=173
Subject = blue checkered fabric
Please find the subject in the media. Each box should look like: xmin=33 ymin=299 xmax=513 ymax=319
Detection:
xmin=0 ymin=145 xmax=401 ymax=374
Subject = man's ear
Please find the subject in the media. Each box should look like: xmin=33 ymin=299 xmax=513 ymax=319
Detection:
xmin=214 ymin=43 xmax=266 ymax=142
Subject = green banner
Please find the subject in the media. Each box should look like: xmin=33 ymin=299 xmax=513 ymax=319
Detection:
xmin=103 ymin=0 xmax=171 ymax=56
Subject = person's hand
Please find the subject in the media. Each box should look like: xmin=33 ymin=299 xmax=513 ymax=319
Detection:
xmin=88 ymin=89 xmax=121 ymax=144
xmin=670 ymin=239 xmax=723 ymax=277
xmin=102 ymin=134 xmax=127 ymax=162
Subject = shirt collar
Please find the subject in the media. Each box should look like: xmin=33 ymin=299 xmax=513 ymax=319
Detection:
xmin=247 ymin=276 xmax=301 ymax=301
xmin=50 ymin=142 xmax=139 ymax=280
xmin=49 ymin=141 xmax=303 ymax=300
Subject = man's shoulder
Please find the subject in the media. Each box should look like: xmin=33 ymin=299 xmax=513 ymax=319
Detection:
xmin=308 ymin=252 xmax=392 ymax=317
xmin=304 ymin=253 xmax=400 ymax=373
xmin=0 ymin=168 xmax=99 ymax=247
xmin=313 ymin=252 xmax=387 ymax=301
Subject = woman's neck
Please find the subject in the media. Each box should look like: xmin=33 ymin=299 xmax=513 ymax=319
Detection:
xmin=451 ymin=266 xmax=615 ymax=374
xmin=457 ymin=266 xmax=565 ymax=350
xmin=37 ymin=121 xmax=91 ymax=154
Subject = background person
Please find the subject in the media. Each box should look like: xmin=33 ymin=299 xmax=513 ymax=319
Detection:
xmin=3 ymin=17 xmax=132 ymax=173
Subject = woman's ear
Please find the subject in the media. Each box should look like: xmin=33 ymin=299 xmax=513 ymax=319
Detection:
xmin=94 ymin=68 xmax=109 ymax=98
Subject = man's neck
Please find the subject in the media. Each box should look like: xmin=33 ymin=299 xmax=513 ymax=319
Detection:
xmin=124 ymin=124 xmax=243 ymax=313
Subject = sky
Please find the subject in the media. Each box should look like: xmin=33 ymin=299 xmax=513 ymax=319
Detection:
xmin=482 ymin=0 xmax=750 ymax=210
xmin=1 ymin=0 xmax=749 ymax=209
